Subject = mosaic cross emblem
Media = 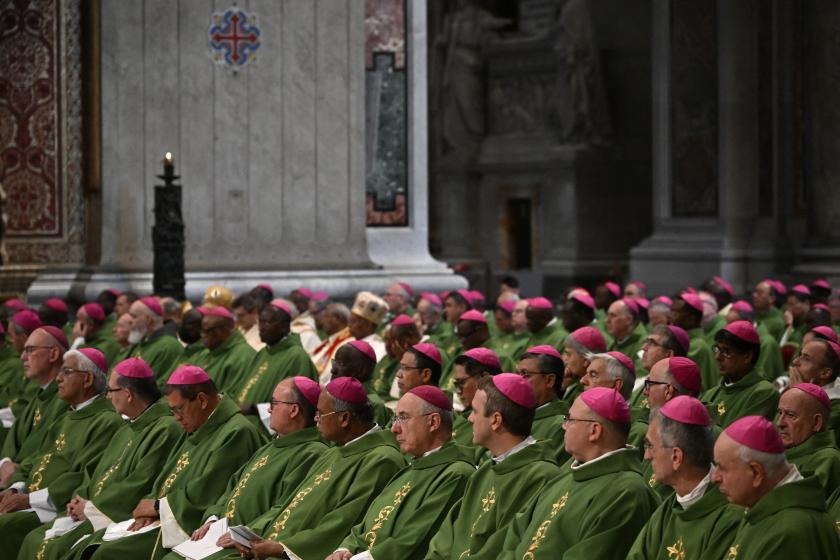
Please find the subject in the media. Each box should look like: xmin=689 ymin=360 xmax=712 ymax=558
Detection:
xmin=209 ymin=8 xmax=261 ymax=67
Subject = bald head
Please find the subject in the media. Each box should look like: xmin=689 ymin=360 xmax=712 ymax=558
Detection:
xmin=776 ymin=388 xmax=829 ymax=448
xmin=22 ymin=328 xmax=65 ymax=383
xmin=712 ymin=432 xmax=789 ymax=509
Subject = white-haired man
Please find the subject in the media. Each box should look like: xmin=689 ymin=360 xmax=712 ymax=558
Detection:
xmin=581 ymin=351 xmax=636 ymax=401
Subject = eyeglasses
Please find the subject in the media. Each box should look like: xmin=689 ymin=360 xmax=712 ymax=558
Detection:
xmin=712 ymin=345 xmax=736 ymax=359
xmin=643 ymin=379 xmax=671 ymax=391
xmin=59 ymin=366 xmax=90 ymax=376
xmin=269 ymin=399 xmax=296 ymax=409
xmin=518 ymin=369 xmax=549 ymax=379
xmin=315 ymin=410 xmax=341 ymax=421
xmin=105 ymin=387 xmax=126 ymax=394
xmin=398 ymin=364 xmax=422 ymax=372
xmin=560 ymin=414 xmax=599 ymax=426
xmin=23 ymin=345 xmax=53 ymax=355
xmin=642 ymin=338 xmax=666 ymax=349
xmin=392 ymin=412 xmax=434 ymax=425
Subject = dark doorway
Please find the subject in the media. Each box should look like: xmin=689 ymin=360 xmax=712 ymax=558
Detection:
xmin=506 ymin=198 xmax=532 ymax=270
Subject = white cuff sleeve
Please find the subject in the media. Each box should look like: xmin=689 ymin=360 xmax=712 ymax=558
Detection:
xmin=204 ymin=514 xmax=219 ymax=525
xmin=83 ymin=499 xmax=114 ymax=532
xmin=30 ymin=487 xmax=58 ymax=523
xmin=159 ymin=496 xmax=190 ymax=549
xmin=10 ymin=481 xmax=26 ymax=492
xmin=0 ymin=457 xmax=10 ymax=468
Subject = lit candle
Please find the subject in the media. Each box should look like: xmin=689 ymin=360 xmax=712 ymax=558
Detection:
xmin=164 ymin=152 xmax=173 ymax=166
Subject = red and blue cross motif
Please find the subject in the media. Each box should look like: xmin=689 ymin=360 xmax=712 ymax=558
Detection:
xmin=209 ymin=8 xmax=261 ymax=67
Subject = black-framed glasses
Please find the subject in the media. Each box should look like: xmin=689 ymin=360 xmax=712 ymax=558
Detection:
xmin=398 ymin=364 xmax=422 ymax=372
xmin=393 ymin=412 xmax=435 ymax=425
xmin=105 ymin=387 xmax=127 ymax=394
xmin=642 ymin=338 xmax=666 ymax=349
xmin=269 ymin=399 xmax=296 ymax=409
xmin=643 ymin=379 xmax=671 ymax=391
xmin=560 ymin=414 xmax=600 ymax=426
xmin=23 ymin=345 xmax=53 ymax=355
xmin=712 ymin=345 xmax=736 ymax=359
xmin=518 ymin=369 xmax=549 ymax=379
xmin=59 ymin=366 xmax=90 ymax=376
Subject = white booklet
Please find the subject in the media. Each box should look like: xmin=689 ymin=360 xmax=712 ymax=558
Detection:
xmin=228 ymin=524 xmax=261 ymax=548
xmin=171 ymin=518 xmax=228 ymax=560
xmin=101 ymin=518 xmax=160 ymax=541
xmin=350 ymin=552 xmax=372 ymax=560
xmin=44 ymin=516 xmax=85 ymax=539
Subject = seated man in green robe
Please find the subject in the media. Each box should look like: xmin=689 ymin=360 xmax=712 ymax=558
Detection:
xmin=777 ymin=383 xmax=840 ymax=497
xmin=194 ymin=306 xmax=256 ymax=396
xmin=560 ymin=326 xmax=606 ymax=406
xmin=580 ymin=351 xmax=635 ymax=402
xmin=788 ymin=338 xmax=840 ymax=444
xmin=74 ymin=365 xmax=266 ymax=560
xmin=174 ymin=309 xmax=205 ymax=367
xmin=0 ymin=347 xmax=122 ymax=552
xmin=670 ymin=293 xmax=718 ymax=391
xmin=425 ymin=374 xmax=561 ymax=559
xmin=493 ymin=300 xmax=528 ymax=362
xmin=214 ymin=377 xmax=406 ymax=559
xmin=0 ymin=325 xmax=69 ymax=488
xmin=450 ymin=349 xmax=502 ymax=458
xmin=628 ymin=396 xmax=741 ymax=560
xmin=370 ymin=315 xmax=420 ymax=401
xmin=160 ymin=376 xmax=328 ymax=560
xmin=726 ymin=301 xmax=784 ymax=382
xmin=627 ymin=324 xmax=690 ymax=410
xmin=327 ymin=385 xmax=474 ymax=559
xmin=516 ymin=345 xmax=568 ymax=461
xmin=0 ymin=322 xmax=28 ymax=449
xmin=752 ymin=279 xmax=786 ymax=341
xmin=439 ymin=310 xmax=513 ymax=392
xmin=700 ymin=321 xmax=780 ymax=427
xmin=126 ymin=297 xmax=184 ymax=388
xmin=524 ymin=297 xmax=568 ymax=349
xmin=606 ymin=298 xmax=646 ymax=371
xmin=75 ymin=303 xmax=121 ymax=366
xmin=712 ymin=415 xmax=840 ymax=558
xmin=17 ymin=357 xmax=182 ymax=560
xmin=329 ymin=341 xmax=393 ymax=427
xmin=236 ymin=300 xmax=317 ymax=419
xmin=393 ymin=342 xmax=442 ymax=400
xmin=494 ymin=387 xmax=657 ymax=560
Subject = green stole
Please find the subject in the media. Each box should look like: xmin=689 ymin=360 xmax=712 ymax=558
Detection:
xmin=196 ymin=331 xmax=256 ymax=396
xmin=627 ymin=480 xmax=742 ymax=560
xmin=725 ymin=476 xmax=840 ymax=559
xmin=0 ymin=380 xmax=67 ymax=463
xmin=497 ymin=447 xmax=657 ymax=560
xmin=369 ymin=354 xmax=398 ymax=399
xmin=250 ymin=429 xmax=406 ymax=559
xmin=686 ymin=328 xmax=718 ymax=392
xmin=700 ymin=368 xmax=780 ymax=427
xmin=785 ymin=430 xmax=840 ymax=497
xmin=235 ymin=333 xmax=317 ymax=408
xmin=339 ymin=440 xmax=475 ymax=559
xmin=425 ymin=441 xmax=561 ymax=559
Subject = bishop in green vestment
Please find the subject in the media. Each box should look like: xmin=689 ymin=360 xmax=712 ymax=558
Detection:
xmin=778 ymin=383 xmax=840 ymax=496
xmin=752 ymin=280 xmax=786 ymax=341
xmin=74 ymin=365 xmax=266 ymax=560
xmin=425 ymin=375 xmax=561 ymax=559
xmin=0 ymin=348 xmax=122 ymax=553
xmin=0 ymin=327 xmax=70 ymax=487
xmin=493 ymin=387 xmax=657 ymax=560
xmin=517 ymin=346 xmax=569 ymax=461
xmin=448 ymin=350 xmax=504 ymax=463
xmin=524 ymin=298 xmax=568 ymax=349
xmin=17 ymin=358 xmax=182 ymax=560
xmin=212 ymin=377 xmax=405 ymax=560
xmin=438 ymin=312 xmax=514 ymax=392
xmin=492 ymin=302 xmax=528 ymax=364
xmin=75 ymin=303 xmax=121 ymax=366
xmin=713 ymin=415 xmax=840 ymax=559
xmin=700 ymin=322 xmax=779 ymax=426
xmin=328 ymin=386 xmax=475 ymax=560
xmin=605 ymin=299 xmax=646 ymax=372
xmin=627 ymin=396 xmax=742 ymax=560
xmin=126 ymin=298 xmax=185 ymax=387
xmin=193 ymin=307 xmax=256 ymax=396
xmin=329 ymin=341 xmax=393 ymax=427
xmin=368 ymin=315 xmax=420 ymax=400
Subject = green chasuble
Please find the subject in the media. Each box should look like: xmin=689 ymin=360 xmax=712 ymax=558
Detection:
xmin=175 ymin=341 xmax=206 ymax=368
xmin=17 ymin=400 xmax=181 ymax=560
xmin=785 ymin=431 xmax=840 ymax=497
xmin=0 ymin=343 xmax=25 ymax=410
xmin=700 ymin=368 xmax=780 ymax=428
xmin=525 ymin=320 xmax=569 ymax=350
xmin=236 ymin=428 xmax=406 ymax=560
xmin=368 ymin=391 xmax=395 ymax=428
xmin=756 ymin=307 xmax=785 ymax=342
xmin=494 ymin=447 xmax=657 ymax=560
xmin=338 ymin=440 xmax=475 ymax=559
xmin=608 ymin=327 xmax=645 ymax=372
xmin=828 ymin=484 xmax=840 ymax=530
xmin=0 ymin=381 xmax=67 ymax=464
xmin=627 ymin=480 xmax=742 ymax=560
xmin=451 ymin=408 xmax=487 ymax=465
xmin=829 ymin=395 xmax=840 ymax=452
xmin=0 ymin=395 xmax=121 ymax=552
xmin=75 ymin=397 xmax=266 ymax=560
xmin=129 ymin=329 xmax=185 ymax=387
xmin=703 ymin=314 xmax=727 ymax=345
xmin=196 ymin=331 xmax=256 ymax=396
xmin=628 ymin=408 xmax=649 ymax=454
xmin=724 ymin=475 xmax=840 ymax=559
xmin=78 ymin=330 xmax=122 ymax=368
xmin=369 ymin=354 xmax=398 ymax=400
xmin=494 ymin=332 xmax=528 ymax=364
xmin=235 ymin=333 xmax=317 ymax=409
xmin=531 ymin=399 xmax=569 ymax=463
xmin=425 ymin=440 xmax=561 ymax=559
xmin=755 ymin=332 xmax=783 ymax=382
xmin=561 ymin=380 xmax=585 ymax=407
xmin=426 ymin=321 xmax=455 ymax=350
xmin=687 ymin=328 xmax=718 ymax=392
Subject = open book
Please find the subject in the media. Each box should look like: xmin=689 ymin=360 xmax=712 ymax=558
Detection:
xmin=171 ymin=518 xmax=228 ymax=560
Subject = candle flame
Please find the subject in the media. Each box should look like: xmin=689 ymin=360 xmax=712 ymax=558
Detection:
xmin=164 ymin=152 xmax=173 ymax=164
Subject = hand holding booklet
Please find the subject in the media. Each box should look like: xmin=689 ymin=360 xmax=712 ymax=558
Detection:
xmin=171 ymin=518 xmax=228 ymax=560
xmin=228 ymin=524 xmax=262 ymax=548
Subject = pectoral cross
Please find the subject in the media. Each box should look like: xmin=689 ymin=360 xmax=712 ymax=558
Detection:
xmin=667 ymin=537 xmax=686 ymax=559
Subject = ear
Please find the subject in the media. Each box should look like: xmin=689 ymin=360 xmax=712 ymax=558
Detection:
xmin=427 ymin=412 xmax=441 ymax=432
xmin=671 ymin=446 xmax=684 ymax=471
xmin=588 ymin=421 xmax=603 ymax=443
xmin=421 ymin=368 xmax=432 ymax=384
xmin=197 ymin=392 xmax=209 ymax=410
xmin=613 ymin=379 xmax=624 ymax=393
xmin=748 ymin=461 xmax=764 ymax=488
xmin=813 ymin=412 xmax=826 ymax=433
xmin=546 ymin=373 xmax=557 ymax=390
xmin=287 ymin=403 xmax=300 ymax=419
xmin=490 ymin=411 xmax=504 ymax=432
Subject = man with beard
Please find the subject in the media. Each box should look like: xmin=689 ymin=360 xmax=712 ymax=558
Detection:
xmin=126 ymin=297 xmax=183 ymax=387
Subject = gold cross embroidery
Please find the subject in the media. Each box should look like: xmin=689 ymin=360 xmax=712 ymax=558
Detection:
xmin=225 ymin=455 xmax=269 ymax=519
xmin=667 ymin=537 xmax=686 ymax=559
xmin=94 ymin=439 xmax=134 ymax=497
xmin=550 ymin=492 xmax=569 ymax=518
xmin=269 ymin=468 xmax=332 ymax=539
xmin=159 ymin=451 xmax=191 ymax=498
xmin=480 ymin=487 xmax=496 ymax=512
xmin=365 ymin=482 xmax=412 ymax=550
xmin=33 ymin=405 xmax=42 ymax=427
xmin=649 ymin=474 xmax=657 ymax=488
xmin=28 ymin=433 xmax=66 ymax=492
xmin=237 ymin=362 xmax=268 ymax=405
xmin=727 ymin=544 xmax=739 ymax=559
xmin=717 ymin=402 xmax=726 ymax=416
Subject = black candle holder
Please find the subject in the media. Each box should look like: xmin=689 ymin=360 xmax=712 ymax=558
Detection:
xmin=152 ymin=153 xmax=186 ymax=300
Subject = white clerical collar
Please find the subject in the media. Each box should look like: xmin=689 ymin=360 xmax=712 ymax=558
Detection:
xmin=823 ymin=379 xmax=840 ymax=400
xmin=421 ymin=445 xmax=443 ymax=458
xmin=775 ymin=464 xmax=803 ymax=489
xmin=547 ymin=318 xmax=557 ymax=328
xmin=676 ymin=466 xmax=714 ymax=509
xmin=492 ymin=435 xmax=536 ymax=464
xmin=344 ymin=424 xmax=381 ymax=448
xmin=570 ymin=445 xmax=630 ymax=470
xmin=536 ymin=401 xmax=552 ymax=411
xmin=71 ymin=394 xmax=100 ymax=412
xmin=39 ymin=380 xmax=53 ymax=390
